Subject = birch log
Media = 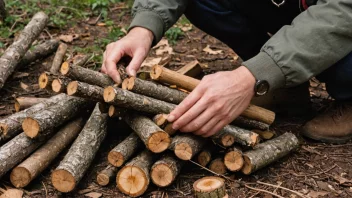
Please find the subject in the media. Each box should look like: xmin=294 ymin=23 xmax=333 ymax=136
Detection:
xmin=150 ymin=154 xmax=184 ymax=187
xmin=14 ymin=97 xmax=48 ymax=112
xmin=50 ymin=43 xmax=67 ymax=74
xmin=67 ymin=81 xmax=104 ymax=102
xmin=169 ymin=134 xmax=206 ymax=160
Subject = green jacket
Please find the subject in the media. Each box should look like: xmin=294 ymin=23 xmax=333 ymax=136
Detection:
xmin=129 ymin=0 xmax=352 ymax=91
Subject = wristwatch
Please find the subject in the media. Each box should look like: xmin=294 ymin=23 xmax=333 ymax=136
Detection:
xmin=254 ymin=80 xmax=269 ymax=97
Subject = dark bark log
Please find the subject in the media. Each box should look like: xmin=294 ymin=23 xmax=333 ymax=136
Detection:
xmin=193 ymin=176 xmax=227 ymax=198
xmin=169 ymin=134 xmax=206 ymax=160
xmin=50 ymin=43 xmax=67 ymax=74
xmin=152 ymin=114 xmax=176 ymax=135
xmin=224 ymin=147 xmax=243 ymax=172
xmin=233 ymin=116 xmax=270 ymax=131
xmin=108 ymin=105 xmax=127 ymax=118
xmin=0 ymin=12 xmax=48 ymax=89
xmin=10 ymin=118 xmax=85 ymax=188
xmin=14 ymin=97 xmax=48 ymax=112
xmin=208 ymin=158 xmax=227 ymax=175
xmin=38 ymin=72 xmax=55 ymax=90
xmin=123 ymin=113 xmax=170 ymax=153
xmin=67 ymin=81 xmax=104 ymax=102
xmin=72 ymin=55 xmax=90 ymax=66
xmin=51 ymin=77 xmax=70 ymax=93
xmin=241 ymin=133 xmax=299 ymax=175
xmin=108 ymin=133 xmax=143 ymax=167
xmin=96 ymin=165 xmax=118 ymax=186
xmin=51 ymin=104 xmax=108 ymax=192
xmin=151 ymin=154 xmax=185 ymax=187
xmin=212 ymin=125 xmax=260 ymax=147
xmin=0 ymin=0 xmax=6 ymax=21
xmin=176 ymin=60 xmax=202 ymax=77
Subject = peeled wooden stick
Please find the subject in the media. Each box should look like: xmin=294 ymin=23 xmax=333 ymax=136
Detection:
xmin=208 ymin=158 xmax=227 ymax=175
xmin=169 ymin=134 xmax=206 ymax=160
xmin=116 ymin=150 xmax=156 ymax=197
xmin=38 ymin=72 xmax=55 ymax=90
xmin=123 ymin=113 xmax=171 ymax=153
xmin=51 ymin=104 xmax=108 ymax=193
xmin=224 ymin=147 xmax=243 ymax=172
xmin=213 ymin=125 xmax=260 ymax=147
xmin=67 ymin=81 xmax=104 ymax=102
xmin=0 ymin=12 xmax=49 ymax=89
xmin=52 ymin=77 xmax=70 ymax=93
xmin=10 ymin=118 xmax=85 ymax=188
xmin=108 ymin=133 xmax=143 ymax=167
xmin=96 ymin=165 xmax=118 ymax=186
xmin=241 ymin=133 xmax=299 ymax=175
xmin=108 ymin=105 xmax=127 ymax=118
xmin=193 ymin=176 xmax=227 ymax=198
xmin=14 ymin=97 xmax=48 ymax=112
xmin=152 ymin=114 xmax=176 ymax=135
xmin=50 ymin=43 xmax=67 ymax=74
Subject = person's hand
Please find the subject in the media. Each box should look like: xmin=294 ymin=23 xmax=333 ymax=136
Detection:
xmin=101 ymin=27 xmax=154 ymax=83
xmin=167 ymin=66 xmax=256 ymax=137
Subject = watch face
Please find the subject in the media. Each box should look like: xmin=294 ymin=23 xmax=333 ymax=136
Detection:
xmin=256 ymin=80 xmax=269 ymax=96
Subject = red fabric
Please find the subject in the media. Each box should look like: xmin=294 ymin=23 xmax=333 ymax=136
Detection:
xmin=302 ymin=0 xmax=309 ymax=10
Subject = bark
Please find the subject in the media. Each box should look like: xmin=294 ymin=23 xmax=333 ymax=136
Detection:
xmin=0 ymin=94 xmax=68 ymax=144
xmin=224 ymin=147 xmax=243 ymax=172
xmin=108 ymin=105 xmax=127 ymax=118
xmin=96 ymin=165 xmax=118 ymax=186
xmin=241 ymin=133 xmax=299 ymax=175
xmin=169 ymin=134 xmax=206 ymax=160
xmin=233 ymin=116 xmax=270 ymax=131
xmin=208 ymin=158 xmax=227 ymax=175
xmin=51 ymin=104 xmax=108 ymax=192
xmin=10 ymin=118 xmax=85 ymax=188
xmin=193 ymin=176 xmax=226 ymax=198
xmin=22 ymin=97 xmax=91 ymax=139
xmin=49 ymin=43 xmax=68 ymax=74
xmin=150 ymin=154 xmax=185 ymax=187
xmin=72 ymin=55 xmax=90 ymax=66
xmin=176 ymin=60 xmax=202 ymax=77
xmin=14 ymin=97 xmax=48 ymax=112
xmin=123 ymin=113 xmax=170 ymax=153
xmin=212 ymin=125 xmax=260 ymax=147
xmin=38 ymin=72 xmax=56 ymax=90
xmin=0 ymin=0 xmax=6 ymax=21
xmin=51 ymin=77 xmax=70 ymax=93
xmin=104 ymin=86 xmax=176 ymax=115
xmin=108 ymin=133 xmax=143 ymax=167
xmin=116 ymin=150 xmax=157 ymax=197
xmin=122 ymin=77 xmax=188 ymax=104
xmin=67 ymin=81 xmax=104 ymax=102
xmin=152 ymin=114 xmax=176 ymax=135
xmin=0 ymin=12 xmax=48 ymax=89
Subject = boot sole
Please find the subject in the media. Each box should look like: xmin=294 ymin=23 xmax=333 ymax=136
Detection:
xmin=301 ymin=130 xmax=352 ymax=144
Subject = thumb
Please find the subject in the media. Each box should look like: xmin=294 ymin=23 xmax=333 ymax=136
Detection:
xmin=126 ymin=50 xmax=146 ymax=77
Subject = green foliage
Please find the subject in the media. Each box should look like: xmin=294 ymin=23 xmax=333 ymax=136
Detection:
xmin=165 ymin=27 xmax=184 ymax=45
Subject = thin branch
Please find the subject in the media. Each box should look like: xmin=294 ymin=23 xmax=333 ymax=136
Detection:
xmin=245 ymin=184 xmax=285 ymax=198
xmin=257 ymin=181 xmax=307 ymax=198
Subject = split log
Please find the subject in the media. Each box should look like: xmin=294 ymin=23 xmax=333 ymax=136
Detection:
xmin=10 ymin=118 xmax=85 ymax=188
xmin=169 ymin=134 xmax=206 ymax=160
xmin=50 ymin=43 xmax=68 ymax=74
xmin=96 ymin=165 xmax=118 ymax=186
xmin=38 ymin=72 xmax=55 ymax=90
xmin=0 ymin=94 xmax=68 ymax=144
xmin=176 ymin=60 xmax=202 ymax=77
xmin=122 ymin=77 xmax=188 ymax=104
xmin=0 ymin=0 xmax=6 ymax=21
xmin=108 ymin=133 xmax=143 ymax=167
xmin=14 ymin=97 xmax=48 ymax=112
xmin=151 ymin=65 xmax=275 ymax=125
xmin=241 ymin=133 xmax=299 ymax=175
xmin=253 ymin=129 xmax=276 ymax=140
xmin=123 ymin=113 xmax=170 ymax=153
xmin=51 ymin=104 xmax=108 ymax=192
xmin=116 ymin=150 xmax=157 ymax=197
xmin=150 ymin=154 xmax=184 ymax=187
xmin=208 ymin=158 xmax=227 ymax=175
xmin=51 ymin=77 xmax=70 ymax=93
xmin=152 ymin=114 xmax=176 ymax=135
xmin=193 ymin=176 xmax=227 ymax=198
xmin=0 ymin=12 xmax=48 ymax=89
xmin=212 ymin=125 xmax=260 ymax=147
xmin=224 ymin=147 xmax=243 ymax=172
xmin=108 ymin=105 xmax=127 ymax=118
xmin=67 ymin=81 xmax=104 ymax=102
xmin=233 ymin=116 xmax=270 ymax=131
xmin=22 ymin=97 xmax=90 ymax=139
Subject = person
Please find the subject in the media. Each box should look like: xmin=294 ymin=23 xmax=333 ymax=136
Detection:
xmin=101 ymin=0 xmax=352 ymax=144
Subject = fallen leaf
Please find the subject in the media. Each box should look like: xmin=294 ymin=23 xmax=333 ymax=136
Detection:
xmin=0 ymin=189 xmax=23 ymax=198
xmin=59 ymin=34 xmax=79 ymax=43
xmin=84 ymin=192 xmax=102 ymax=198
xmin=121 ymin=27 xmax=128 ymax=34
xmin=20 ymin=82 xmax=29 ymax=91
xmin=202 ymin=45 xmax=223 ymax=55
xmin=153 ymin=38 xmax=169 ymax=49
xmin=141 ymin=57 xmax=162 ymax=68
xmin=332 ymin=174 xmax=352 ymax=184
xmin=306 ymin=190 xmax=329 ymax=198
xmin=156 ymin=45 xmax=173 ymax=56
xmin=181 ymin=25 xmax=192 ymax=32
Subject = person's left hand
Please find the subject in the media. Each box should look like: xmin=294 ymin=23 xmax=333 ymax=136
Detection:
xmin=167 ymin=66 xmax=256 ymax=137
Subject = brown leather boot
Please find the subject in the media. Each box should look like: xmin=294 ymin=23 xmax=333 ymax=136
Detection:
xmin=301 ymin=102 xmax=352 ymax=144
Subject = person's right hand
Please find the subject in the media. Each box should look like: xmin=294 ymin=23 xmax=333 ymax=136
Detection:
xmin=101 ymin=27 xmax=154 ymax=84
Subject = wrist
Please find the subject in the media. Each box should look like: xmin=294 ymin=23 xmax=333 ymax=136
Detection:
xmin=129 ymin=27 xmax=154 ymax=44
xmin=235 ymin=66 xmax=256 ymax=94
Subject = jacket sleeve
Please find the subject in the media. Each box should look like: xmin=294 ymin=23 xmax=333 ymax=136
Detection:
xmin=128 ymin=0 xmax=188 ymax=45
xmin=243 ymin=0 xmax=352 ymax=91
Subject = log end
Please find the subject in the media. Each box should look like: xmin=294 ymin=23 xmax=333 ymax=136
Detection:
xmin=60 ymin=61 xmax=70 ymax=75
xmin=67 ymin=81 xmax=78 ymax=96
xmin=108 ymin=106 xmax=126 ymax=118
xmin=10 ymin=167 xmax=31 ymax=188
xmin=38 ymin=73 xmax=50 ymax=89
xmin=148 ymin=131 xmax=171 ymax=153
xmin=209 ymin=158 xmax=227 ymax=175
xmin=241 ymin=155 xmax=253 ymax=175
xmin=150 ymin=65 xmax=162 ymax=80
xmin=108 ymin=151 xmax=124 ymax=167
xmin=51 ymin=169 xmax=76 ymax=193
xmin=103 ymin=86 xmax=116 ymax=102
xmin=116 ymin=166 xmax=148 ymax=197
xmin=221 ymin=134 xmax=235 ymax=147
xmin=0 ymin=124 xmax=8 ymax=135
xmin=197 ymin=151 xmax=211 ymax=167
xmin=150 ymin=163 xmax=174 ymax=187
xmin=224 ymin=151 xmax=244 ymax=172
xmin=96 ymin=173 xmax=110 ymax=186
xmin=22 ymin=117 xmax=40 ymax=138
xmin=250 ymin=133 xmax=260 ymax=147
xmin=14 ymin=100 xmax=21 ymax=112
xmin=122 ymin=77 xmax=135 ymax=90
xmin=153 ymin=114 xmax=168 ymax=126
xmin=174 ymin=142 xmax=193 ymax=160
xmin=193 ymin=176 xmax=226 ymax=198
xmin=52 ymin=79 xmax=63 ymax=93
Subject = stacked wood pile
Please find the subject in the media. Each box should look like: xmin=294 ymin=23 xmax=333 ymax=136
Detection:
xmin=0 ymin=12 xmax=300 ymax=198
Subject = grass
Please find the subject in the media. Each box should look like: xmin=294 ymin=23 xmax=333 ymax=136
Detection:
xmin=165 ymin=27 xmax=184 ymax=45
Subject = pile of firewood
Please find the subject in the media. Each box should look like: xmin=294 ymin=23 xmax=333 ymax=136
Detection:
xmin=0 ymin=12 xmax=300 ymax=197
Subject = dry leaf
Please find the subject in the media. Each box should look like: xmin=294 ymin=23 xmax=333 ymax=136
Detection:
xmin=156 ymin=45 xmax=173 ymax=56
xmin=20 ymin=82 xmax=29 ymax=91
xmin=306 ymin=190 xmax=329 ymax=198
xmin=59 ymin=34 xmax=79 ymax=43
xmin=84 ymin=192 xmax=102 ymax=198
xmin=332 ymin=174 xmax=352 ymax=184
xmin=0 ymin=189 xmax=23 ymax=198
xmin=153 ymin=38 xmax=169 ymax=49
xmin=202 ymin=45 xmax=223 ymax=55
xmin=181 ymin=25 xmax=192 ymax=32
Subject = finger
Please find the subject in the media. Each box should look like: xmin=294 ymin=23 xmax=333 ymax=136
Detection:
xmin=101 ymin=51 xmax=107 ymax=74
xmin=126 ymin=49 xmax=146 ymax=77
xmin=202 ymin=120 xmax=227 ymax=138
xmin=105 ymin=49 xmax=123 ymax=84
xmin=180 ymin=106 xmax=216 ymax=133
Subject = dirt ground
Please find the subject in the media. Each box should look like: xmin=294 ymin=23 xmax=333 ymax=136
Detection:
xmin=1 ymin=3 xmax=352 ymax=198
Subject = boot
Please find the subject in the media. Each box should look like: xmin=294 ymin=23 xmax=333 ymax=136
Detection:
xmin=301 ymin=102 xmax=352 ymax=144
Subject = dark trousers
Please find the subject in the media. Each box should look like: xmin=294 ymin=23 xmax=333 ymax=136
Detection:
xmin=184 ymin=0 xmax=352 ymax=101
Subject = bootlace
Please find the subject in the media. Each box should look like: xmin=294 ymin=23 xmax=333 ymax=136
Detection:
xmin=325 ymin=102 xmax=352 ymax=122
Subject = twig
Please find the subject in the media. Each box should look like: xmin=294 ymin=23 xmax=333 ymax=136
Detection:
xmin=42 ymin=181 xmax=48 ymax=198
xmin=244 ymin=184 xmax=285 ymax=198
xmin=257 ymin=181 xmax=307 ymax=198
xmin=291 ymin=164 xmax=337 ymax=177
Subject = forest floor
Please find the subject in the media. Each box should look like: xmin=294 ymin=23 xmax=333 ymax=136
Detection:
xmin=0 ymin=1 xmax=351 ymax=197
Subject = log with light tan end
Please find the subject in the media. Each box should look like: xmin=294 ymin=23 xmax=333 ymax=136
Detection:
xmin=108 ymin=133 xmax=143 ymax=167
xmin=67 ymin=81 xmax=104 ymax=102
xmin=253 ymin=129 xmax=276 ymax=140
xmin=150 ymin=154 xmax=185 ymax=187
xmin=116 ymin=150 xmax=157 ymax=197
xmin=208 ymin=158 xmax=227 ymax=175
xmin=150 ymin=65 xmax=275 ymax=125
xmin=196 ymin=145 xmax=217 ymax=167
xmin=169 ymin=134 xmax=206 ymax=160
xmin=38 ymin=72 xmax=55 ymax=90
xmin=241 ymin=133 xmax=299 ymax=175
xmin=108 ymin=105 xmax=127 ymax=118
xmin=96 ymin=165 xmax=118 ymax=186
xmin=176 ymin=60 xmax=202 ymax=77
xmin=193 ymin=176 xmax=227 ymax=198
xmin=152 ymin=114 xmax=176 ymax=135
xmin=51 ymin=78 xmax=70 ymax=93
xmin=213 ymin=125 xmax=260 ymax=147
xmin=10 ymin=118 xmax=85 ymax=188
xmin=50 ymin=43 xmax=67 ymax=74
xmin=51 ymin=104 xmax=107 ymax=193
xmin=224 ymin=147 xmax=243 ymax=172
xmin=14 ymin=97 xmax=48 ymax=112
xmin=123 ymin=113 xmax=170 ymax=153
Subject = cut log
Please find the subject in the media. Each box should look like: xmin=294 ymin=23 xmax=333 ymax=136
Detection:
xmin=38 ymin=72 xmax=55 ymax=90
xmin=116 ymin=150 xmax=156 ymax=197
xmin=176 ymin=60 xmax=202 ymax=77
xmin=196 ymin=147 xmax=215 ymax=167
xmin=52 ymin=77 xmax=70 ymax=93
xmin=96 ymin=165 xmax=118 ymax=186
xmin=152 ymin=114 xmax=176 ymax=135
xmin=122 ymin=77 xmax=188 ymax=104
xmin=0 ymin=94 xmax=68 ymax=144
xmin=22 ymin=97 xmax=90 ymax=139
xmin=233 ymin=116 xmax=270 ymax=131
xmin=213 ymin=125 xmax=260 ymax=147
xmin=151 ymin=65 xmax=275 ymax=125
xmin=150 ymin=154 xmax=184 ymax=187
xmin=14 ymin=97 xmax=48 ymax=112
xmin=123 ymin=113 xmax=170 ymax=153
xmin=224 ymin=147 xmax=243 ymax=172
xmin=51 ymin=104 xmax=108 ymax=192
xmin=67 ymin=81 xmax=104 ymax=102
xmin=208 ymin=158 xmax=227 ymax=175
xmin=108 ymin=105 xmax=127 ymax=118
xmin=169 ymin=134 xmax=206 ymax=160
xmin=241 ymin=133 xmax=299 ymax=175
xmin=10 ymin=118 xmax=85 ymax=188
xmin=0 ymin=12 xmax=48 ymax=89
xmin=72 ymin=54 xmax=90 ymax=66
xmin=50 ymin=43 xmax=68 ymax=74
xmin=108 ymin=133 xmax=143 ymax=167
xmin=253 ymin=129 xmax=276 ymax=140
xmin=193 ymin=176 xmax=227 ymax=198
